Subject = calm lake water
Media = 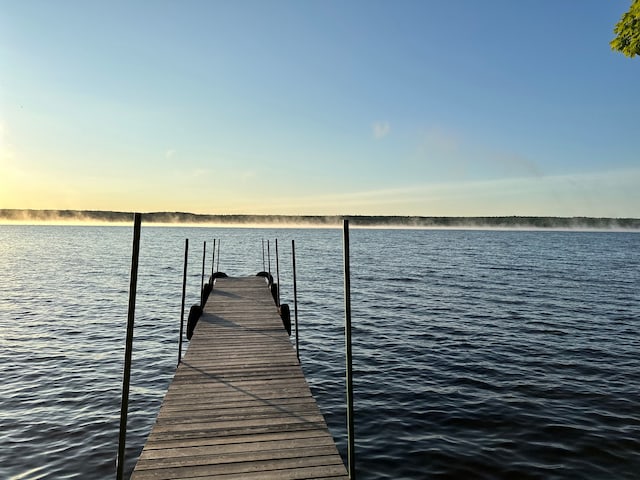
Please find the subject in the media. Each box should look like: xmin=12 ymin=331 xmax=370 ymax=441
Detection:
xmin=1 ymin=225 xmax=639 ymax=479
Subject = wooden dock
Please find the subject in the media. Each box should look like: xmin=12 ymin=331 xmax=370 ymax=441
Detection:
xmin=131 ymin=276 xmax=349 ymax=479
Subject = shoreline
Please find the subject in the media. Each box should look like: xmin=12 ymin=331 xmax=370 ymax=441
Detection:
xmin=1 ymin=209 xmax=639 ymax=230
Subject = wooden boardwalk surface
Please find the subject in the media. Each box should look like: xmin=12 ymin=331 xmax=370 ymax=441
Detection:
xmin=131 ymin=276 xmax=349 ymax=479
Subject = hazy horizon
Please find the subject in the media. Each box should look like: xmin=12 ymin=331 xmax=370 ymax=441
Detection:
xmin=1 ymin=208 xmax=639 ymax=231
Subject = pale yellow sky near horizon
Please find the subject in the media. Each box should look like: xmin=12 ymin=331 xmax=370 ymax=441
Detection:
xmin=1 ymin=158 xmax=639 ymax=218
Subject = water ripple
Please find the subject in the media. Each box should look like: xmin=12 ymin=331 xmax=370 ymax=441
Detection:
xmin=1 ymin=227 xmax=639 ymax=478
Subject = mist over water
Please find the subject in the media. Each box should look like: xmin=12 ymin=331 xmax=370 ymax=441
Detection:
xmin=1 ymin=226 xmax=639 ymax=479
xmin=2 ymin=208 xmax=640 ymax=230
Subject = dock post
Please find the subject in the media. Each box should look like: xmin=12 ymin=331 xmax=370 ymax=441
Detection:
xmin=116 ymin=212 xmax=142 ymax=480
xmin=200 ymin=241 xmax=206 ymax=307
xmin=262 ymin=239 xmax=266 ymax=271
xmin=292 ymin=239 xmax=299 ymax=362
xmin=211 ymin=239 xmax=216 ymax=277
xmin=275 ymin=239 xmax=281 ymax=307
xmin=343 ymin=219 xmax=356 ymax=479
xmin=267 ymin=240 xmax=271 ymax=276
xmin=216 ymin=239 xmax=221 ymax=272
xmin=178 ymin=238 xmax=189 ymax=365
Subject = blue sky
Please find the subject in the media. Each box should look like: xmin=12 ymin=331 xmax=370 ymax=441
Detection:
xmin=1 ymin=0 xmax=639 ymax=217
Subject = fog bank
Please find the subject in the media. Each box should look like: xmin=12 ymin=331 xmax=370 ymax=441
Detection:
xmin=1 ymin=209 xmax=639 ymax=230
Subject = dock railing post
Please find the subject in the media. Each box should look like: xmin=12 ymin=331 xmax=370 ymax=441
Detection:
xmin=262 ymin=239 xmax=266 ymax=271
xmin=216 ymin=238 xmax=221 ymax=272
xmin=116 ymin=212 xmax=142 ymax=480
xmin=292 ymin=239 xmax=299 ymax=362
xmin=200 ymin=241 xmax=206 ymax=307
xmin=275 ymin=238 xmax=280 ymax=307
xmin=211 ymin=239 xmax=216 ymax=278
xmin=343 ymin=219 xmax=356 ymax=479
xmin=178 ymin=238 xmax=189 ymax=366
xmin=267 ymin=240 xmax=271 ymax=277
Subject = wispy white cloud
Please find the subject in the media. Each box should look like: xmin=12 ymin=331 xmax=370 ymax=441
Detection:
xmin=372 ymin=121 xmax=391 ymax=139
xmin=236 ymin=167 xmax=640 ymax=217
xmin=165 ymin=149 xmax=176 ymax=159
xmin=414 ymin=126 xmax=545 ymax=180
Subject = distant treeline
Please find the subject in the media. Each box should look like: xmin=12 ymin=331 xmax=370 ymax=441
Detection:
xmin=1 ymin=209 xmax=639 ymax=229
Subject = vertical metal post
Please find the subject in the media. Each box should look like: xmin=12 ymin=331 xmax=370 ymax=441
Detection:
xmin=116 ymin=212 xmax=142 ymax=480
xmin=216 ymin=239 xmax=221 ymax=272
xmin=275 ymin=239 xmax=280 ymax=307
xmin=262 ymin=239 xmax=266 ymax=271
xmin=200 ymin=241 xmax=206 ymax=307
xmin=211 ymin=238 xmax=216 ymax=277
xmin=267 ymin=240 xmax=271 ymax=276
xmin=292 ymin=239 xmax=299 ymax=362
xmin=178 ymin=238 xmax=189 ymax=366
xmin=343 ymin=219 xmax=356 ymax=479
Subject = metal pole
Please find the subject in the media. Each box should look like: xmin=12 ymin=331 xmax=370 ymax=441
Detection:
xmin=275 ymin=239 xmax=280 ymax=307
xmin=178 ymin=238 xmax=188 ymax=366
xmin=343 ymin=219 xmax=356 ymax=479
xmin=292 ymin=239 xmax=299 ymax=362
xmin=262 ymin=239 xmax=266 ymax=271
xmin=216 ymin=239 xmax=221 ymax=272
xmin=267 ymin=240 xmax=271 ymax=276
xmin=211 ymin=238 xmax=216 ymax=276
xmin=200 ymin=241 xmax=206 ymax=307
xmin=116 ymin=212 xmax=142 ymax=480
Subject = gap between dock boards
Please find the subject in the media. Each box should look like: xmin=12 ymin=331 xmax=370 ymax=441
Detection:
xmin=131 ymin=275 xmax=349 ymax=479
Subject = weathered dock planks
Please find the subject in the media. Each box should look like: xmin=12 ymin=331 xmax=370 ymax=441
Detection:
xmin=131 ymin=276 xmax=348 ymax=479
